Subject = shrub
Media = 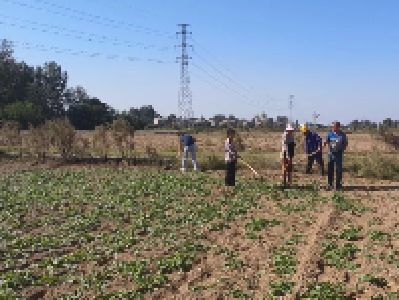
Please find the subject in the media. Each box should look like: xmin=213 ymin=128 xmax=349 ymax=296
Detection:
xmin=25 ymin=123 xmax=49 ymax=162
xmin=1 ymin=121 xmax=21 ymax=152
xmin=46 ymin=117 xmax=76 ymax=161
xmin=202 ymin=154 xmax=226 ymax=171
xmin=92 ymin=125 xmax=110 ymax=159
xmin=378 ymin=128 xmax=399 ymax=150
xmin=235 ymin=131 xmax=246 ymax=151
xmin=353 ymin=149 xmax=399 ymax=180
xmin=109 ymin=119 xmax=135 ymax=158
xmin=74 ymin=135 xmax=91 ymax=158
xmin=145 ymin=146 xmax=158 ymax=159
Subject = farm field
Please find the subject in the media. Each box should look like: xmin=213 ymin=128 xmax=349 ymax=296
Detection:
xmin=1 ymin=161 xmax=399 ymax=299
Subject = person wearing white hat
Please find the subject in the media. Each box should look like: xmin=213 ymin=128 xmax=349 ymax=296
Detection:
xmin=280 ymin=123 xmax=296 ymax=186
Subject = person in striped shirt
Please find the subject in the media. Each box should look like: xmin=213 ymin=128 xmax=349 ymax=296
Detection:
xmin=225 ymin=128 xmax=239 ymax=186
xmin=280 ymin=123 xmax=296 ymax=186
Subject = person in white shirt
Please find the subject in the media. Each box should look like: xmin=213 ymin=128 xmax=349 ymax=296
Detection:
xmin=225 ymin=128 xmax=238 ymax=186
xmin=280 ymin=124 xmax=296 ymax=186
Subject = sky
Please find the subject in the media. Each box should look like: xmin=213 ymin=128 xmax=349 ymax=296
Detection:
xmin=1 ymin=0 xmax=398 ymax=125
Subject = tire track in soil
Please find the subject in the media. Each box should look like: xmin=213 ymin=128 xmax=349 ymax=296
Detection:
xmin=288 ymin=202 xmax=340 ymax=299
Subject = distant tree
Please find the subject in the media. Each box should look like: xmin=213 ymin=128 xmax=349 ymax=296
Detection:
xmin=2 ymin=101 xmax=42 ymax=129
xmin=41 ymin=62 xmax=68 ymax=119
xmin=67 ymin=87 xmax=114 ymax=130
xmin=0 ymin=39 xmax=13 ymax=61
xmin=128 ymin=105 xmax=158 ymax=129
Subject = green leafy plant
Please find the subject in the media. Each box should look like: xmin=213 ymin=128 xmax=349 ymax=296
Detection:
xmin=156 ymin=252 xmax=196 ymax=274
xmin=245 ymin=218 xmax=281 ymax=231
xmin=299 ymin=281 xmax=347 ymax=299
xmin=272 ymin=252 xmax=298 ymax=275
xmin=269 ymin=281 xmax=295 ymax=296
xmin=368 ymin=230 xmax=389 ymax=241
xmin=321 ymin=242 xmax=360 ymax=269
xmin=339 ymin=227 xmax=363 ymax=241
xmin=360 ymin=274 xmax=388 ymax=288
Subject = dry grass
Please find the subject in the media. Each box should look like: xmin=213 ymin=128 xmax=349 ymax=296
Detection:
xmin=1 ymin=128 xmax=398 ymax=180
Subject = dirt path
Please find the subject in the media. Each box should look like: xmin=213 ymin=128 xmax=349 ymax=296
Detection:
xmin=289 ymin=203 xmax=339 ymax=299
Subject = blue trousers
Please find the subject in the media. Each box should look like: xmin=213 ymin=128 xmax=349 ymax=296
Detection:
xmin=328 ymin=152 xmax=343 ymax=189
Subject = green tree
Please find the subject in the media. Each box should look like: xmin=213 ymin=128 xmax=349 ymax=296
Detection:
xmin=42 ymin=62 xmax=68 ymax=119
xmin=2 ymin=101 xmax=42 ymax=129
xmin=66 ymin=86 xmax=115 ymax=130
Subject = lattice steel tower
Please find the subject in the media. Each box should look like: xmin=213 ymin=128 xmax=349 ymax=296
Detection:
xmin=176 ymin=24 xmax=193 ymax=123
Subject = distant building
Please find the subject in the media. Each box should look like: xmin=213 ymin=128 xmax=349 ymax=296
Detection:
xmin=242 ymin=120 xmax=255 ymax=129
xmin=219 ymin=119 xmax=237 ymax=128
xmin=267 ymin=118 xmax=274 ymax=128
xmin=209 ymin=118 xmax=219 ymax=127
xmin=254 ymin=119 xmax=263 ymax=127
xmin=276 ymin=116 xmax=288 ymax=129
xmin=193 ymin=118 xmax=209 ymax=127
xmin=154 ymin=117 xmax=168 ymax=127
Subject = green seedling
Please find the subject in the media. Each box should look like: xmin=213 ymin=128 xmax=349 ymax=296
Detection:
xmin=269 ymin=281 xmax=295 ymax=296
xmin=368 ymin=216 xmax=383 ymax=226
xmin=210 ymin=221 xmax=231 ymax=231
xmin=321 ymin=242 xmax=360 ymax=269
xmin=368 ymin=230 xmax=389 ymax=242
xmin=224 ymin=257 xmax=245 ymax=269
xmin=284 ymin=234 xmax=303 ymax=245
xmin=298 ymin=281 xmax=347 ymax=299
xmin=360 ymin=274 xmax=388 ymax=288
xmin=245 ymin=218 xmax=282 ymax=231
xmin=272 ymin=253 xmax=298 ymax=275
xmin=339 ymin=227 xmax=363 ymax=241
xmin=226 ymin=288 xmax=252 ymax=298
xmin=246 ymin=232 xmax=260 ymax=239
xmin=156 ymin=252 xmax=196 ymax=274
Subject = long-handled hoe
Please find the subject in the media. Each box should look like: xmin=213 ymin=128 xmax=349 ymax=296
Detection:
xmin=239 ymin=156 xmax=264 ymax=181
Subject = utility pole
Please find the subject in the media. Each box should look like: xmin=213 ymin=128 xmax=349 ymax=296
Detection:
xmin=176 ymin=24 xmax=193 ymax=127
xmin=289 ymin=95 xmax=294 ymax=125
xmin=313 ymin=111 xmax=320 ymax=129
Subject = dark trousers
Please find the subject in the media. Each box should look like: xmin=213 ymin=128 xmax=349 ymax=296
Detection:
xmin=225 ymin=160 xmax=236 ymax=186
xmin=328 ymin=152 xmax=343 ymax=189
xmin=306 ymin=152 xmax=324 ymax=175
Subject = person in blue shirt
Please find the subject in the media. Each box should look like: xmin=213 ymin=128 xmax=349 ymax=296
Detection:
xmin=324 ymin=121 xmax=348 ymax=190
xmin=178 ymin=131 xmax=199 ymax=172
xmin=300 ymin=124 xmax=324 ymax=176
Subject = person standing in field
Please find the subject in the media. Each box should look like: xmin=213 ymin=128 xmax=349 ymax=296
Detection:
xmin=225 ymin=128 xmax=239 ymax=186
xmin=300 ymin=124 xmax=325 ymax=176
xmin=324 ymin=121 xmax=348 ymax=191
xmin=178 ymin=131 xmax=199 ymax=172
xmin=280 ymin=123 xmax=296 ymax=186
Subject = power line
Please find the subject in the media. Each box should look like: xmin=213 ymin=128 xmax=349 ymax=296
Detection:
xmin=80 ymin=0 xmax=159 ymax=20
xmin=192 ymin=48 xmax=281 ymax=107
xmin=192 ymin=62 xmax=264 ymax=108
xmin=3 ymin=0 xmax=175 ymax=38
xmin=0 ymin=16 xmax=171 ymax=52
xmin=190 ymin=69 xmax=285 ymax=113
xmin=10 ymin=40 xmax=174 ymax=64
xmin=191 ymin=62 xmax=285 ymax=112
xmin=31 ymin=0 xmax=171 ymax=37
xmin=191 ymin=37 xmax=285 ymax=105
